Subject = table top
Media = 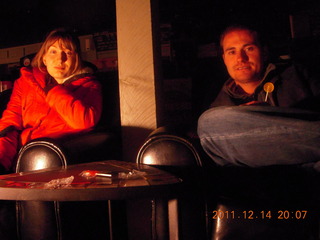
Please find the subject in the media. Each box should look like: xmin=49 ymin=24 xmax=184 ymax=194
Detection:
xmin=0 ymin=160 xmax=182 ymax=201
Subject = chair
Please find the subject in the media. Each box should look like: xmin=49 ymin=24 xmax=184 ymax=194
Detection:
xmin=210 ymin=165 xmax=320 ymax=240
xmin=15 ymin=137 xmax=113 ymax=240
xmin=137 ymin=126 xmax=320 ymax=240
xmin=0 ymin=88 xmax=12 ymax=117
xmin=135 ymin=126 xmax=209 ymax=240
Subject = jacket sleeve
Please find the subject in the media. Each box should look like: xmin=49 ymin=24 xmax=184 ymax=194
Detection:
xmin=0 ymin=78 xmax=24 ymax=170
xmin=283 ymin=64 xmax=320 ymax=111
xmin=45 ymin=77 xmax=103 ymax=129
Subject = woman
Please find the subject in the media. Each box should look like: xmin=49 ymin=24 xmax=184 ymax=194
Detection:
xmin=0 ymin=29 xmax=102 ymax=173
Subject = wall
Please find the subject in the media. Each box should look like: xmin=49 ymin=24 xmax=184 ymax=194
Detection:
xmin=0 ymin=34 xmax=117 ymax=70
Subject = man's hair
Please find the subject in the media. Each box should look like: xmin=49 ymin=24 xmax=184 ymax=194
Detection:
xmin=219 ymin=25 xmax=264 ymax=52
xmin=32 ymin=28 xmax=83 ymax=74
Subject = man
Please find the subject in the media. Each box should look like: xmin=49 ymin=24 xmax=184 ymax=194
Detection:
xmin=197 ymin=25 xmax=320 ymax=170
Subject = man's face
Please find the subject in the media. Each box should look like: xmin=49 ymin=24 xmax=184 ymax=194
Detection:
xmin=222 ymin=29 xmax=264 ymax=85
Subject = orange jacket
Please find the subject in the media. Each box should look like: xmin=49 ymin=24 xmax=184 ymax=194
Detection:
xmin=0 ymin=67 xmax=102 ymax=170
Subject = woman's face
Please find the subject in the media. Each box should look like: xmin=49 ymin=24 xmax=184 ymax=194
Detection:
xmin=43 ymin=40 xmax=76 ymax=83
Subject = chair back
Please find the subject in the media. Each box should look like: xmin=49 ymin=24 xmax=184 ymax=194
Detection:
xmin=137 ymin=127 xmax=202 ymax=167
xmin=15 ymin=139 xmax=67 ymax=240
xmin=16 ymin=138 xmax=67 ymax=172
xmin=136 ymin=127 xmax=209 ymax=240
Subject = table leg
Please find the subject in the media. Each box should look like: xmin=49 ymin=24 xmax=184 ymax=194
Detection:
xmin=126 ymin=198 xmax=176 ymax=240
xmin=107 ymin=200 xmax=129 ymax=240
xmin=152 ymin=199 xmax=169 ymax=240
xmin=108 ymin=200 xmax=113 ymax=240
xmin=168 ymin=199 xmax=179 ymax=240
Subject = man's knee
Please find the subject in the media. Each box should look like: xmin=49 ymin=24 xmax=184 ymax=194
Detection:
xmin=198 ymin=106 xmax=245 ymax=134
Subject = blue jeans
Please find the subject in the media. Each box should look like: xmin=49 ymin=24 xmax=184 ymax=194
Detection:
xmin=197 ymin=106 xmax=320 ymax=170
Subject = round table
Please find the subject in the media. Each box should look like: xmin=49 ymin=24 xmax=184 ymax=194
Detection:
xmin=0 ymin=160 xmax=182 ymax=240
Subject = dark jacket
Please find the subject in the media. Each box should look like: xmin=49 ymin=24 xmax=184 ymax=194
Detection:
xmin=211 ymin=63 xmax=320 ymax=111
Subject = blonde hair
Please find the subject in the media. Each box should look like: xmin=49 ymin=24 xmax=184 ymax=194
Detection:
xmin=32 ymin=28 xmax=83 ymax=75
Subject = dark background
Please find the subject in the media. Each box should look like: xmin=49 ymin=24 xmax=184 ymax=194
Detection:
xmin=0 ymin=0 xmax=117 ymax=48
xmin=0 ymin=0 xmax=319 ymax=48
xmin=0 ymin=0 xmax=319 ymax=126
